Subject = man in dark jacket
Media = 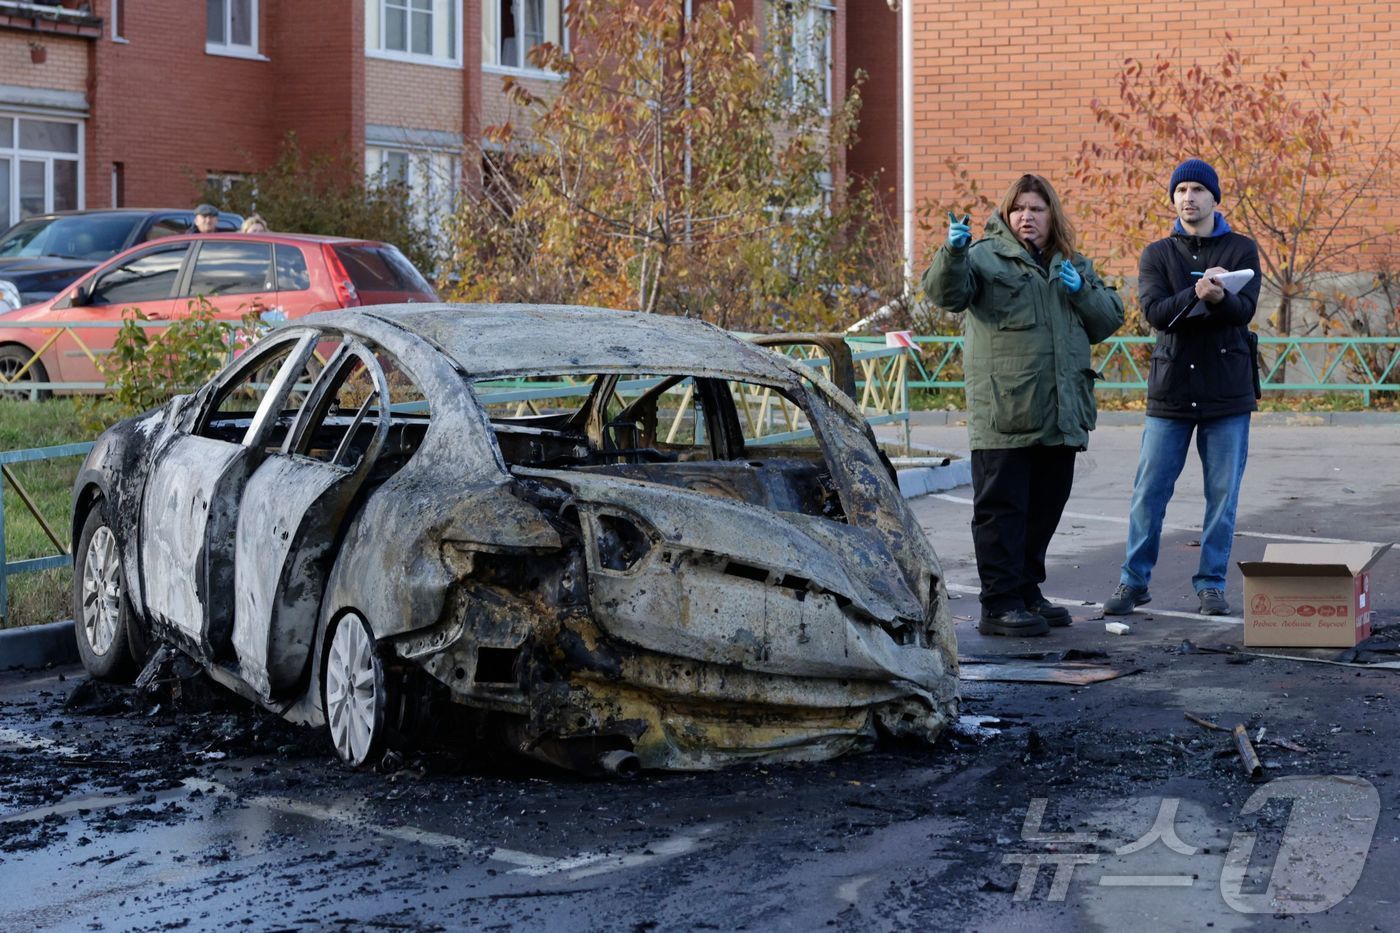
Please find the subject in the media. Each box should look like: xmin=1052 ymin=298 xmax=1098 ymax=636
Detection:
xmin=1104 ymin=159 xmax=1262 ymax=617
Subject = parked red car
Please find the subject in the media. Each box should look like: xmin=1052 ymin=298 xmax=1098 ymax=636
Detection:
xmin=0 ymin=232 xmax=436 ymax=397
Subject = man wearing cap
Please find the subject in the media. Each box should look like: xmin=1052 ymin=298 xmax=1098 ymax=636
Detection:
xmin=1104 ymin=158 xmax=1262 ymax=617
xmin=191 ymin=203 xmax=221 ymax=233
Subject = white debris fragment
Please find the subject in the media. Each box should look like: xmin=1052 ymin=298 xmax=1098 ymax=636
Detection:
xmin=953 ymin=715 xmax=1004 ymax=739
xmin=1104 ymin=621 xmax=1131 ymax=635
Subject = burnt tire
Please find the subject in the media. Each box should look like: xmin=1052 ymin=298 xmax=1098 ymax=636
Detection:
xmin=0 ymin=344 xmax=50 ymax=402
xmin=323 ymin=611 xmax=393 ymax=767
xmin=72 ymin=503 xmax=135 ymax=681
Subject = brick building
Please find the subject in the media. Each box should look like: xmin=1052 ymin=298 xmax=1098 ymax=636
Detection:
xmin=870 ymin=0 xmax=1400 ymax=272
xmin=0 ymin=0 xmax=858 ymax=235
xmin=2 ymin=0 xmax=1388 ymax=278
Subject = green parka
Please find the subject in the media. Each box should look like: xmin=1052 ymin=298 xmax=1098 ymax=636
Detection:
xmin=921 ymin=215 xmax=1124 ymax=450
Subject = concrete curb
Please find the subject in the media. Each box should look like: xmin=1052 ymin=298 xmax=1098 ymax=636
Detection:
xmin=897 ymin=460 xmax=972 ymax=497
xmin=906 ymin=410 xmax=1400 ymax=427
xmin=0 ymin=618 xmax=78 ymax=671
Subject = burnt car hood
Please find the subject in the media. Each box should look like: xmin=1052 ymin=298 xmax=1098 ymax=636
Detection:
xmin=514 ymin=466 xmax=938 ymax=690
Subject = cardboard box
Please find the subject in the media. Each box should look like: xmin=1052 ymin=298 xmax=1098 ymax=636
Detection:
xmin=1238 ymin=543 xmax=1391 ymax=648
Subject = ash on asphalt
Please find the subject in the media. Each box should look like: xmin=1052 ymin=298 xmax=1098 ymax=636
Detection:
xmin=4 ymin=612 xmax=1399 ymax=931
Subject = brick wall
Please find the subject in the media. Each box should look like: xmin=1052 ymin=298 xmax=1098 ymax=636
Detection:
xmin=0 ymin=31 xmax=87 ymax=92
xmin=87 ymin=0 xmax=279 ymax=208
xmin=480 ymin=71 xmax=559 ymax=136
xmin=83 ymin=1 xmax=363 ymax=209
xmin=366 ymin=58 xmax=463 ymax=135
xmin=268 ymin=1 xmax=362 ymax=177
xmin=903 ymin=1 xmax=1400 ymax=270
xmin=845 ymin=2 xmax=896 ymax=213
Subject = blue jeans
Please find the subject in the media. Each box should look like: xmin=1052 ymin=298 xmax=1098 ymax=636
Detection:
xmin=1120 ymin=413 xmax=1250 ymax=593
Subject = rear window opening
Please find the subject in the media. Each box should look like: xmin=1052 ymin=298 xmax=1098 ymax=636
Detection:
xmin=331 ymin=244 xmax=436 ymax=303
xmin=480 ymin=370 xmax=845 ymax=522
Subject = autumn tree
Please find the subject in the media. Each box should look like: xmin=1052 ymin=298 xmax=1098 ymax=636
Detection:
xmin=1074 ymin=46 xmax=1400 ymax=338
xmin=440 ymin=0 xmax=898 ymax=331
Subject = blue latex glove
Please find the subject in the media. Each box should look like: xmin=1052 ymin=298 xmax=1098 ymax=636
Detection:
xmin=1058 ymin=260 xmax=1083 ymax=293
xmin=946 ymin=211 xmax=971 ymax=249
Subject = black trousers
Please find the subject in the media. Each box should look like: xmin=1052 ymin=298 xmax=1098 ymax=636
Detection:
xmin=970 ymin=446 xmax=1077 ymax=613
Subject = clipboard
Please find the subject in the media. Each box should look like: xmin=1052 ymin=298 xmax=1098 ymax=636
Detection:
xmin=1170 ymin=269 xmax=1255 ymax=326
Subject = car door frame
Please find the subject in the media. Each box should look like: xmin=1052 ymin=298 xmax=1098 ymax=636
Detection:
xmin=176 ymin=237 xmax=278 ymax=322
xmin=229 ymin=338 xmax=393 ymax=700
xmin=137 ymin=329 xmax=321 ymax=662
xmin=47 ymin=239 xmax=194 ymax=383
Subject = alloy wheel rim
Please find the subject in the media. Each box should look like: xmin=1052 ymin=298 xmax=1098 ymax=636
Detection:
xmin=0 ymin=357 xmax=36 ymax=401
xmin=80 ymin=526 xmax=121 ymax=656
xmin=325 ymin=614 xmax=379 ymax=765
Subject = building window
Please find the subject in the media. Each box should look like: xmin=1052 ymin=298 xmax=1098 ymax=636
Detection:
xmin=776 ymin=1 xmax=833 ymax=110
xmin=366 ymin=0 xmax=460 ymax=66
xmin=0 ymin=116 xmax=82 ymax=228
xmin=206 ymin=172 xmax=250 ymax=197
xmin=207 ymin=0 xmax=261 ymax=58
xmin=366 ymin=145 xmax=461 ymax=230
xmin=482 ymin=0 xmax=562 ymax=71
xmin=111 ymin=0 xmax=126 ymax=41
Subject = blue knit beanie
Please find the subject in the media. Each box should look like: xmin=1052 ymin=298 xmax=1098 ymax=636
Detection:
xmin=1169 ymin=159 xmax=1220 ymax=203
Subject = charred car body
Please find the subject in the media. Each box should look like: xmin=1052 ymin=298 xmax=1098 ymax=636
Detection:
xmin=72 ymin=305 xmax=957 ymax=773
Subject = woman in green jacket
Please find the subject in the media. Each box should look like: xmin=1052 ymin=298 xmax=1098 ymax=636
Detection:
xmin=922 ymin=174 xmax=1123 ymax=637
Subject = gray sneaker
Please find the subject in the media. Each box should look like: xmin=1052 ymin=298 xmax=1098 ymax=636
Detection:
xmin=1198 ymin=588 xmax=1230 ymax=615
xmin=1104 ymin=583 xmax=1150 ymax=615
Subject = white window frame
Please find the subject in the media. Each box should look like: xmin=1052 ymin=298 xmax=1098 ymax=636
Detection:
xmin=0 ymin=114 xmax=86 ymax=228
xmin=779 ymin=0 xmax=834 ymax=113
xmin=366 ymin=0 xmax=463 ymax=69
xmin=366 ymin=144 xmax=462 ymax=231
xmin=111 ymin=0 xmax=128 ymax=43
xmin=206 ymin=0 xmax=266 ymax=61
xmin=481 ymin=0 xmax=565 ymax=78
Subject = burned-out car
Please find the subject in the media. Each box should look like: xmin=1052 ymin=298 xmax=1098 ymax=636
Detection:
xmin=72 ymin=305 xmax=957 ymax=773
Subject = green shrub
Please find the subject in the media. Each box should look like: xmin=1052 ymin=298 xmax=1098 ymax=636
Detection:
xmin=77 ymin=297 xmax=261 ymax=432
xmin=205 ymin=132 xmax=438 ymax=278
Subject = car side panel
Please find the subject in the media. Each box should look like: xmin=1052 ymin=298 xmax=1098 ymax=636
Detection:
xmin=278 ymin=244 xmax=342 ymax=318
xmin=139 ymin=435 xmax=248 ymax=651
xmin=231 ymin=455 xmax=351 ymax=698
xmin=71 ymin=402 xmax=186 ymax=620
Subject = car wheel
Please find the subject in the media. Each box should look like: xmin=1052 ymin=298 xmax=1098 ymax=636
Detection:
xmin=323 ymin=611 xmax=390 ymax=767
xmin=72 ymin=504 xmax=135 ymax=681
xmin=0 ymin=345 xmax=50 ymax=402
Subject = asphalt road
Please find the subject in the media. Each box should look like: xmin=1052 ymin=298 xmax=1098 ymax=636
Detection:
xmin=2 ymin=416 xmax=1398 ymax=932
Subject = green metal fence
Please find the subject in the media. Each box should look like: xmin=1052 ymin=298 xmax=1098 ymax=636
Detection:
xmin=850 ymin=335 xmax=1400 ymax=405
xmin=0 ymin=442 xmax=93 ymax=622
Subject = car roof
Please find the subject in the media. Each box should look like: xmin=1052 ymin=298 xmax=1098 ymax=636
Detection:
xmin=16 ymin=208 xmax=242 ymax=220
xmin=305 ymin=304 xmax=801 ymax=382
xmin=140 ymin=232 xmax=387 ymax=248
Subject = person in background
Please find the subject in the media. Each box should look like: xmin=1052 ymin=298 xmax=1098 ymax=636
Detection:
xmin=192 ymin=203 xmax=221 ymax=234
xmin=923 ymin=174 xmax=1124 ymax=637
xmin=1104 ymin=159 xmax=1262 ymax=617
xmin=240 ymin=214 xmax=268 ymax=234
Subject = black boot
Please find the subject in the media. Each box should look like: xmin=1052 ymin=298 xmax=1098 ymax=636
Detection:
xmin=978 ymin=608 xmax=1050 ymax=637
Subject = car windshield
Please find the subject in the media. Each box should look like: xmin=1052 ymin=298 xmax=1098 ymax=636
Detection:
xmin=0 ymin=215 xmax=142 ymax=260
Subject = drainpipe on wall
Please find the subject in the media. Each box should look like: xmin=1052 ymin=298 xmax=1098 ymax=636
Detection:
xmin=897 ymin=0 xmax=914 ymax=298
